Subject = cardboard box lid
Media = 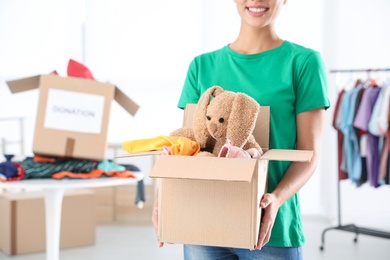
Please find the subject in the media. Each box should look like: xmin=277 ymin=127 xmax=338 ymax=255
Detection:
xmin=6 ymin=74 xmax=139 ymax=116
xmin=150 ymin=156 xmax=258 ymax=182
xmin=260 ymin=149 xmax=313 ymax=162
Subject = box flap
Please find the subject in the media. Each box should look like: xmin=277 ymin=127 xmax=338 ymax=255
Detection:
xmin=150 ymin=156 xmax=257 ymax=182
xmin=183 ymin=104 xmax=196 ymax=128
xmin=114 ymin=87 xmax=139 ymax=116
xmin=261 ymin=149 xmax=313 ymax=162
xmin=253 ymin=106 xmax=270 ymax=150
xmin=6 ymin=75 xmax=139 ymax=117
xmin=6 ymin=75 xmax=41 ymax=93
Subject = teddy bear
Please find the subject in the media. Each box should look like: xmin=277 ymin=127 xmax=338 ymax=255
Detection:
xmin=170 ymin=85 xmax=263 ymax=158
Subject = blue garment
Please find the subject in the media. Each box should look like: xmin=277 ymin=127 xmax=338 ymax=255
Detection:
xmin=340 ymin=88 xmax=362 ymax=183
xmin=183 ymin=245 xmax=302 ymax=260
xmin=347 ymin=87 xmax=363 ymax=183
xmin=121 ymin=164 xmax=144 ymax=205
xmin=0 ymin=154 xmax=18 ymax=178
xmin=97 ymin=160 xmax=126 ymax=172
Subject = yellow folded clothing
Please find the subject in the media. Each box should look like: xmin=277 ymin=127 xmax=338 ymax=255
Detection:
xmin=122 ymin=136 xmax=200 ymax=156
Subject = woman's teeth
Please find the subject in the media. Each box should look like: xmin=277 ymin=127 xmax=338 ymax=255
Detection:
xmin=248 ymin=7 xmax=267 ymax=13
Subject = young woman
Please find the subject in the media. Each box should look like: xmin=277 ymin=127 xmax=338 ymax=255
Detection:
xmin=153 ymin=0 xmax=330 ymax=259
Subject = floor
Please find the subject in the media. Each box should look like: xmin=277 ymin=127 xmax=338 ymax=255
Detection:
xmin=1 ymin=216 xmax=390 ymax=260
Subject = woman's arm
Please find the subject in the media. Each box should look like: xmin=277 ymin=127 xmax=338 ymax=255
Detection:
xmin=256 ymin=107 xmax=326 ymax=249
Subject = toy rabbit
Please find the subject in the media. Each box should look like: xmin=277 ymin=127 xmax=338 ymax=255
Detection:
xmin=170 ymin=86 xmax=262 ymax=158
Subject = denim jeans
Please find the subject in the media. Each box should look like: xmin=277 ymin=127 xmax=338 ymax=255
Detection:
xmin=183 ymin=244 xmax=303 ymax=260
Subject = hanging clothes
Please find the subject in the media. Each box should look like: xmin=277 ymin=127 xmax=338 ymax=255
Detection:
xmin=354 ymin=85 xmax=382 ymax=187
xmin=333 ymin=74 xmax=390 ymax=188
xmin=339 ymin=85 xmax=363 ymax=184
xmin=332 ymin=89 xmax=348 ymax=180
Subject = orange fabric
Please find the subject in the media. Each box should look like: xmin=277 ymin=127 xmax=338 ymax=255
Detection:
xmin=168 ymin=136 xmax=201 ymax=156
xmin=51 ymin=168 xmax=136 ymax=179
xmin=33 ymin=155 xmax=57 ymax=163
xmin=33 ymin=155 xmax=72 ymax=163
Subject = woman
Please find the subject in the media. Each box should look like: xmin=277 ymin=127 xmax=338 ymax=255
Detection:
xmin=153 ymin=0 xmax=330 ymax=259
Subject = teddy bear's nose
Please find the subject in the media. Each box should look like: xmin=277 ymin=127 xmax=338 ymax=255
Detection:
xmin=210 ymin=122 xmax=217 ymax=133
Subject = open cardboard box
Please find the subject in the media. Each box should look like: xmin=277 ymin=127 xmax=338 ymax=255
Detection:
xmin=119 ymin=104 xmax=313 ymax=249
xmin=6 ymin=74 xmax=139 ymax=161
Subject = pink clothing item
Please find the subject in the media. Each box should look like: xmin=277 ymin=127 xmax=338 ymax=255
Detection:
xmin=218 ymin=139 xmax=262 ymax=159
xmin=333 ymin=89 xmax=348 ymax=180
xmin=379 ymin=133 xmax=389 ymax=180
xmin=161 ymin=146 xmax=171 ymax=156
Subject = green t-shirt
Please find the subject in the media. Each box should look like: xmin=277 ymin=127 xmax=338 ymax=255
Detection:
xmin=177 ymin=40 xmax=330 ymax=247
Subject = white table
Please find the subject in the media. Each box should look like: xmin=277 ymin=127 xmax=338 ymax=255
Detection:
xmin=0 ymin=174 xmax=143 ymax=260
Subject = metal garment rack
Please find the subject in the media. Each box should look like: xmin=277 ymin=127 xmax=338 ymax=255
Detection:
xmin=320 ymin=68 xmax=390 ymax=251
xmin=329 ymin=68 xmax=390 ymax=73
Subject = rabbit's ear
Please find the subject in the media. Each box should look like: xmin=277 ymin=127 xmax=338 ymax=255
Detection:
xmin=193 ymin=86 xmax=224 ymax=147
xmin=227 ymin=93 xmax=260 ymax=148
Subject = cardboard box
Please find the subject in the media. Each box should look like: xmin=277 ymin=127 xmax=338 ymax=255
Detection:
xmin=93 ymin=186 xmax=115 ymax=224
xmin=121 ymin=105 xmax=313 ymax=249
xmin=6 ymin=74 xmax=139 ymax=160
xmin=93 ymin=184 xmax=154 ymax=225
xmin=0 ymin=189 xmax=96 ymax=256
xmin=113 ymin=184 xmax=154 ymax=225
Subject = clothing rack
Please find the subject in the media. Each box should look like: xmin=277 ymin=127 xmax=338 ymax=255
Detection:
xmin=319 ymin=68 xmax=390 ymax=251
xmin=330 ymin=68 xmax=390 ymax=73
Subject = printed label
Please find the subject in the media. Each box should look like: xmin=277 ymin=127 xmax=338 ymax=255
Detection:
xmin=44 ymin=89 xmax=105 ymax=134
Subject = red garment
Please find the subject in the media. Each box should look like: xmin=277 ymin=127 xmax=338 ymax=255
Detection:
xmin=67 ymin=59 xmax=95 ymax=80
xmin=333 ymin=89 xmax=348 ymax=180
xmin=7 ymin=162 xmax=25 ymax=181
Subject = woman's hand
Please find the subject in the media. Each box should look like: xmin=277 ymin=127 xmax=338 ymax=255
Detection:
xmin=152 ymin=190 xmax=164 ymax=247
xmin=256 ymin=193 xmax=281 ymax=250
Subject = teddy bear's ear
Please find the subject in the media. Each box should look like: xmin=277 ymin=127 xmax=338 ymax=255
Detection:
xmin=193 ymin=86 xmax=224 ymax=147
xmin=227 ymin=93 xmax=260 ymax=148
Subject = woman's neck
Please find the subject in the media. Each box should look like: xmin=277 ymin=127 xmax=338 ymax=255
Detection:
xmin=229 ymin=25 xmax=283 ymax=54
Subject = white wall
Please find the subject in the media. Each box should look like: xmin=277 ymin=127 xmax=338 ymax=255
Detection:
xmin=0 ymin=0 xmax=84 ymax=160
xmin=1 ymin=0 xmax=390 ymax=227
xmin=82 ymin=0 xmax=203 ymax=178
